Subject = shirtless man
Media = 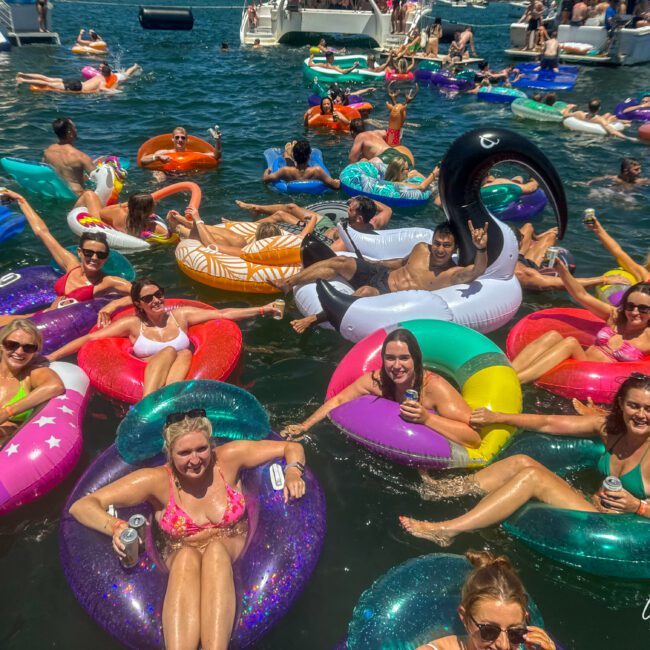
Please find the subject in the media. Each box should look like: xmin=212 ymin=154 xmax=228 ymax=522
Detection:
xmin=537 ymin=30 xmax=559 ymax=70
xmin=523 ymin=0 xmax=544 ymax=50
xmin=455 ymin=25 xmax=478 ymax=58
xmin=235 ymin=194 xmax=392 ymax=239
xmin=586 ymin=157 xmax=650 ymax=188
xmin=262 ymin=140 xmax=340 ymax=190
xmin=308 ymin=51 xmax=360 ymax=74
xmin=482 ymin=173 xmax=539 ymax=194
xmin=620 ymin=94 xmax=650 ymax=115
xmin=139 ymin=125 xmax=221 ymax=167
xmin=348 ymin=119 xmax=415 ymax=170
xmin=16 ymin=62 xmax=139 ymax=93
xmin=385 ymin=81 xmax=418 ymax=147
xmin=281 ymin=221 xmax=488 ymax=332
xmin=42 ymin=117 xmax=95 ymax=195
xmin=563 ymin=98 xmax=636 ymax=140
xmin=570 ymin=0 xmax=589 ymax=24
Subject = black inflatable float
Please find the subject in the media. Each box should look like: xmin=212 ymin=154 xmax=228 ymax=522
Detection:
xmin=139 ymin=6 xmax=194 ymax=30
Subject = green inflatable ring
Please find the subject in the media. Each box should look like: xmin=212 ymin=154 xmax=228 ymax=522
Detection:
xmin=511 ymin=98 xmax=567 ymax=123
xmin=480 ymin=183 xmax=523 ymax=211
xmin=50 ymin=246 xmax=136 ymax=281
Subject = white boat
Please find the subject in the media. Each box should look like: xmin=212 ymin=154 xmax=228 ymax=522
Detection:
xmin=505 ymin=20 xmax=650 ymax=65
xmin=240 ymin=0 xmax=429 ymax=48
xmin=437 ymin=0 xmax=468 ymax=6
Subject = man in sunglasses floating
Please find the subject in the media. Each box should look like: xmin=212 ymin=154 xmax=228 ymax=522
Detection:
xmin=139 ymin=125 xmax=221 ymax=179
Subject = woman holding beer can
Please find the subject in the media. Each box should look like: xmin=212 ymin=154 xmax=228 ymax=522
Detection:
xmin=68 ymin=409 xmax=307 ymax=650
xmin=401 ymin=372 xmax=650 ymax=547
xmin=280 ymin=328 xmax=480 ymax=449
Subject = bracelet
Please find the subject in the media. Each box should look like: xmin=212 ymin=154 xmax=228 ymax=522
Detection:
xmin=285 ymin=461 xmax=305 ymax=476
xmin=195 ymin=220 xmax=205 ymax=225
xmin=259 ymin=307 xmax=265 ymax=316
xmin=111 ymin=519 xmax=128 ymax=534
xmin=637 ymin=499 xmax=648 ymax=516
xmin=4 ymin=405 xmax=15 ymax=418
xmin=475 ymin=247 xmax=487 ymax=252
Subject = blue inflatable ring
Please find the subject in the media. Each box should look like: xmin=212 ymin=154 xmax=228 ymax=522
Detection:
xmin=263 ymin=147 xmax=332 ymax=195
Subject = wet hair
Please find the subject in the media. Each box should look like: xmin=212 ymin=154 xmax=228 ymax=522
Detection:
xmin=292 ymin=139 xmax=312 ymax=165
xmin=125 ymin=192 xmax=155 ymax=236
xmin=349 ymin=195 xmax=377 ymax=223
xmin=172 ymin=126 xmax=187 ymax=137
xmin=605 ymin=372 xmax=650 ymax=438
xmin=621 ymin=157 xmax=639 ymax=174
xmin=460 ymin=550 xmax=528 ymax=620
xmin=350 ymin=118 xmax=365 ymax=136
xmin=434 ymin=16 xmax=442 ymax=24
xmin=433 ymin=221 xmax=457 ymax=245
xmin=549 ymin=30 xmax=558 ymax=37
xmin=320 ymin=96 xmax=333 ymax=113
xmin=325 ymin=51 xmax=334 ymax=61
xmin=221 ymin=42 xmax=229 ymax=50
xmin=99 ymin=63 xmax=112 ymax=76
xmin=384 ymin=158 xmax=409 ymax=182
xmin=478 ymin=61 xmax=488 ymax=70
xmin=532 ymin=92 xmax=543 ymax=102
xmin=255 ymin=222 xmax=282 ymax=240
xmin=0 ymin=319 xmax=43 ymax=354
xmin=588 ymin=98 xmax=601 ymax=113
xmin=397 ymin=58 xmax=408 ymax=74
xmin=130 ymin=277 xmax=164 ymax=318
xmin=615 ymin=282 xmax=650 ymax=329
xmin=378 ymin=328 xmax=424 ymax=401
xmin=543 ymin=92 xmax=557 ymax=106
xmin=89 ymin=29 xmax=99 ymax=40
xmin=163 ymin=414 xmax=213 ymax=462
xmin=52 ymin=117 xmax=75 ymax=140
xmin=79 ymin=231 xmax=110 ymax=254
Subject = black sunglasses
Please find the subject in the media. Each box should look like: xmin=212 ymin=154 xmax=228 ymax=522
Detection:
xmin=165 ymin=408 xmax=207 ymax=426
xmin=3 ymin=339 xmax=39 ymax=354
xmin=174 ymin=135 xmax=187 ymax=141
xmin=624 ymin=301 xmax=650 ymax=315
xmin=80 ymin=248 xmax=109 ymax=260
xmin=138 ymin=288 xmax=165 ymax=304
xmin=468 ymin=613 xmax=527 ymax=645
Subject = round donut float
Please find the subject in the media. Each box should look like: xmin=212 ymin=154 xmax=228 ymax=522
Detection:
xmin=506 ymin=307 xmax=650 ymax=403
xmin=326 ymin=319 xmax=522 ymax=468
xmin=137 ymin=134 xmax=219 ymax=173
xmin=77 ymin=299 xmax=242 ymax=403
xmin=59 ymin=380 xmax=327 ymax=649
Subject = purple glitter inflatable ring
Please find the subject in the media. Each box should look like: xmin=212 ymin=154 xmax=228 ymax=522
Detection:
xmin=59 ymin=444 xmax=326 ymax=649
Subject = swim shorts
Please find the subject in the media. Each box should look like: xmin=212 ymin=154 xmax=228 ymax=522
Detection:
xmin=63 ymin=78 xmax=83 ymax=92
xmin=279 ymin=223 xmax=333 ymax=245
xmin=540 ymin=56 xmax=559 ymax=70
xmin=527 ymin=18 xmax=540 ymax=31
xmin=385 ymin=127 xmax=402 ymax=147
xmin=350 ymin=258 xmax=391 ymax=294
xmin=314 ymin=215 xmax=336 ymax=235
xmin=518 ymin=254 xmax=540 ymax=271
xmin=379 ymin=147 xmax=412 ymax=169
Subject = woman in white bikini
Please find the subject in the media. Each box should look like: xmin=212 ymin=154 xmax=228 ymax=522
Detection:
xmin=47 ymin=278 xmax=279 ymax=396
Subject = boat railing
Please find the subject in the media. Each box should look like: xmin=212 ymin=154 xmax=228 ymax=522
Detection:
xmin=0 ymin=0 xmax=15 ymax=37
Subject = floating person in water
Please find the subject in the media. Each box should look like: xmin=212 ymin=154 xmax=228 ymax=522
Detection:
xmin=585 ymin=157 xmax=650 ymax=189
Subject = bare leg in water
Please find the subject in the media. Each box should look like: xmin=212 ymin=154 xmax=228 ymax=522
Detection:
xmin=400 ymin=454 xmax=597 ymax=546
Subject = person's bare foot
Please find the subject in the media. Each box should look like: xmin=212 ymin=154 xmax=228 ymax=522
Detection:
xmin=399 ymin=516 xmax=455 ymax=547
xmin=283 ymin=140 xmax=297 ymax=158
xmin=235 ymin=200 xmax=261 ymax=215
xmin=572 ymin=397 xmax=609 ymax=416
xmin=291 ymin=315 xmax=317 ymax=334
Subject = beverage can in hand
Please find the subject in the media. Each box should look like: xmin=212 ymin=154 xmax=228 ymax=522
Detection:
xmin=602 ymin=476 xmax=623 ymax=492
xmin=128 ymin=514 xmax=146 ymax=546
xmin=272 ymin=299 xmax=285 ymax=320
xmin=119 ymin=527 xmax=140 ymax=569
xmin=404 ymin=389 xmax=419 ymax=402
xmin=583 ymin=208 xmax=596 ymax=226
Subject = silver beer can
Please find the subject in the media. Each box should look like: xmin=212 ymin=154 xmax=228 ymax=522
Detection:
xmin=602 ymin=476 xmax=623 ymax=492
xmin=404 ymin=389 xmax=419 ymax=402
xmin=119 ymin=527 xmax=140 ymax=569
xmin=128 ymin=514 xmax=146 ymax=546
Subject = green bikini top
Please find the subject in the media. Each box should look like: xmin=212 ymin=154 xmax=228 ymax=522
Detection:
xmin=2 ymin=380 xmax=34 ymax=424
xmin=597 ymin=438 xmax=650 ymax=500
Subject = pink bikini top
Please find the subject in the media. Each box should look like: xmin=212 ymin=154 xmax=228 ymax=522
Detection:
xmin=159 ymin=464 xmax=246 ymax=539
xmin=595 ymin=326 xmax=646 ymax=362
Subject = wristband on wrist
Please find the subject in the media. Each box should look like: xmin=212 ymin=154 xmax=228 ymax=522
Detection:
xmin=111 ymin=519 xmax=128 ymax=534
xmin=195 ymin=220 xmax=205 ymax=225
xmin=259 ymin=307 xmax=265 ymax=316
xmin=475 ymin=247 xmax=487 ymax=252
xmin=637 ymin=499 xmax=648 ymax=516
xmin=285 ymin=461 xmax=305 ymax=476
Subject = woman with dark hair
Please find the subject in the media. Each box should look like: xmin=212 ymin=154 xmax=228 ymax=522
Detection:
xmin=416 ymin=550 xmax=556 ymax=650
xmin=74 ymin=190 xmax=170 ymax=240
xmin=0 ymin=189 xmax=132 ymax=328
xmin=304 ymin=96 xmax=352 ymax=127
xmin=48 ymin=278 xmax=281 ymax=396
xmin=280 ymin=328 xmax=479 ymax=445
xmin=402 ymin=373 xmax=650 ymax=547
xmin=510 ymin=260 xmax=650 ymax=384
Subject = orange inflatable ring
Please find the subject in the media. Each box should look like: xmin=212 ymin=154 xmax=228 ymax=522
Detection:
xmin=71 ymin=42 xmax=108 ymax=55
xmin=77 ymin=299 xmax=242 ymax=404
xmin=304 ymin=105 xmax=362 ymax=131
xmin=137 ymin=134 xmax=219 ymax=173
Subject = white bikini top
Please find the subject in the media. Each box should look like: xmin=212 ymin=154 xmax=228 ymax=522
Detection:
xmin=132 ymin=312 xmax=191 ymax=358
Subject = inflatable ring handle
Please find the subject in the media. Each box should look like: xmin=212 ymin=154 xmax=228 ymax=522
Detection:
xmin=438 ymin=128 xmax=567 ymax=267
xmin=0 ymin=272 xmax=21 ymax=288
xmin=151 ymin=181 xmax=201 ymax=210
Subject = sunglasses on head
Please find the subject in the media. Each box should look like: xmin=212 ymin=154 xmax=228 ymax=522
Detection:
xmin=624 ymin=301 xmax=650 ymax=315
xmin=469 ymin=613 xmax=527 ymax=645
xmin=138 ymin=288 xmax=165 ymax=304
xmin=165 ymin=408 xmax=207 ymax=426
xmin=3 ymin=339 xmax=39 ymax=354
xmin=80 ymin=248 xmax=109 ymax=260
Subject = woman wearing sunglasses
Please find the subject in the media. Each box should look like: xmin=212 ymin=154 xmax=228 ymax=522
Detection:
xmin=48 ymin=278 xmax=279 ymax=397
xmin=0 ymin=319 xmax=64 ymax=445
xmin=69 ymin=409 xmax=306 ymax=650
xmin=507 ymin=260 xmax=650 ymax=385
xmin=416 ymin=550 xmax=555 ymax=650
xmin=402 ymin=373 xmax=650 ymax=547
xmin=0 ymin=190 xmax=132 ymax=328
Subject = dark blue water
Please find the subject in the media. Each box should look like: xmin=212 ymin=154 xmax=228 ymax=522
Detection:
xmin=1 ymin=1 xmax=649 ymax=648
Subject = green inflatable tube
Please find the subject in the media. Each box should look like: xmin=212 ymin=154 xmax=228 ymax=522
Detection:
xmin=51 ymin=246 xmax=136 ymax=281
xmin=116 ymin=380 xmax=269 ymax=463
xmin=497 ymin=433 xmax=650 ymax=579
xmin=1 ymin=157 xmax=78 ymax=201
xmin=510 ymin=98 xmax=567 ymax=123
xmin=480 ymin=183 xmax=523 ymax=211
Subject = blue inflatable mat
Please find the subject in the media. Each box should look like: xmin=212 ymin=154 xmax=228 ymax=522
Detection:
xmin=0 ymin=205 xmax=25 ymax=244
xmin=0 ymin=157 xmax=78 ymax=201
xmin=263 ymin=147 xmax=332 ymax=195
xmin=511 ymin=62 xmax=578 ymax=91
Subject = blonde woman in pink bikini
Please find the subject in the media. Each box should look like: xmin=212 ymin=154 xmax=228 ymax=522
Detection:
xmin=69 ymin=410 xmax=307 ymax=650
